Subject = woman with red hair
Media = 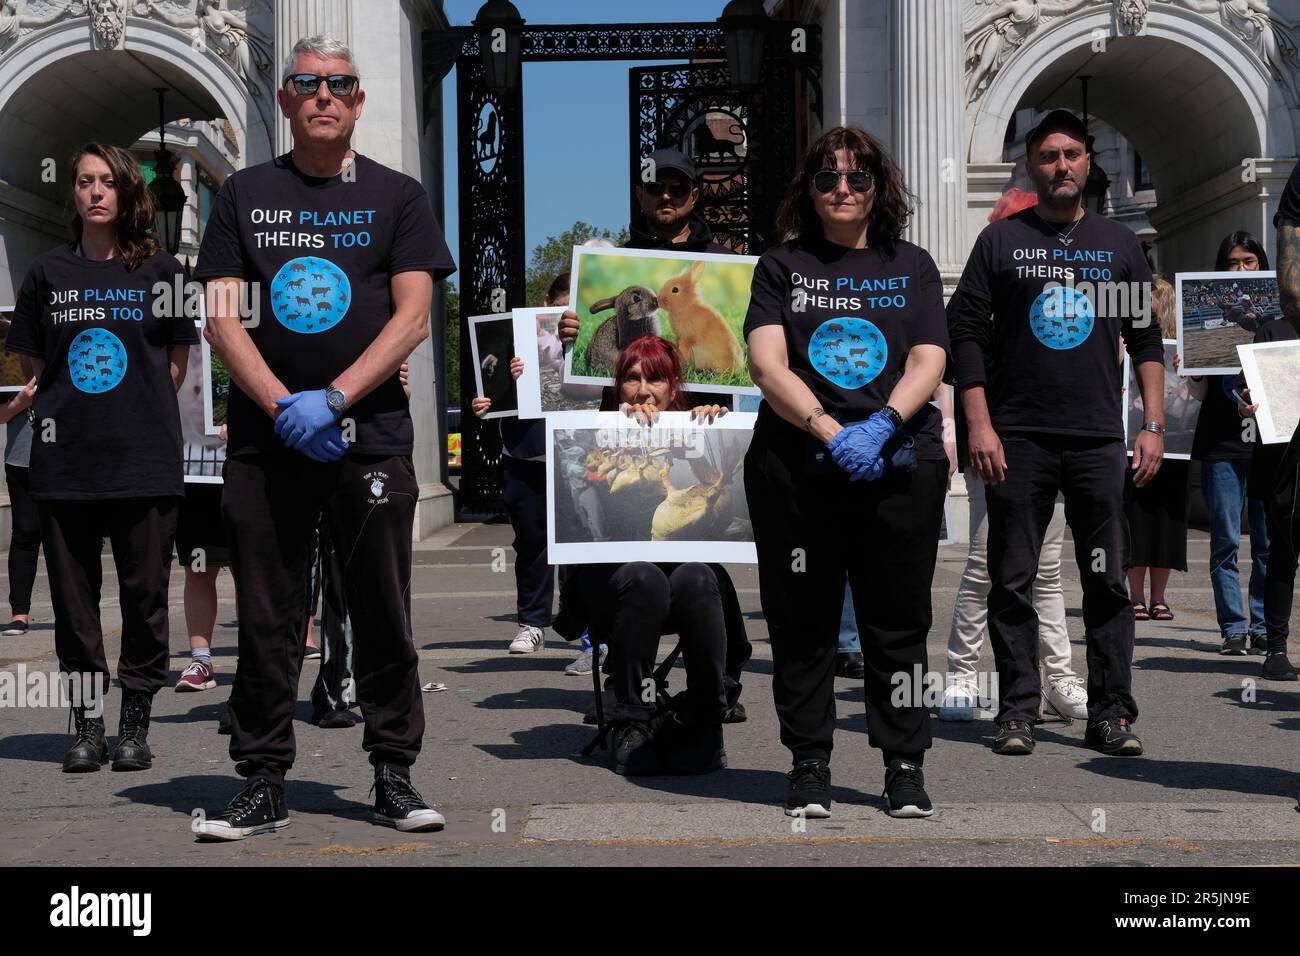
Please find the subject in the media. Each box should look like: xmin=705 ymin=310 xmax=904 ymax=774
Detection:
xmin=554 ymin=332 xmax=750 ymax=776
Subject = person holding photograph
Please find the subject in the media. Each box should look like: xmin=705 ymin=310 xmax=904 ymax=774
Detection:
xmin=5 ymin=142 xmax=198 ymax=773
xmin=1125 ymin=276 xmax=1189 ymax=623
xmin=558 ymin=334 xmax=744 ymax=775
xmin=470 ymin=272 xmax=569 ymax=659
xmin=949 ymin=109 xmax=1165 ymax=760
xmin=1 ymin=375 xmax=39 ymax=638
xmin=743 ymin=126 xmax=950 ymax=819
xmin=193 ymin=36 xmax=455 ymax=840
xmin=556 ymin=149 xmax=730 ymax=357
xmin=1187 ymin=232 xmax=1270 ymax=656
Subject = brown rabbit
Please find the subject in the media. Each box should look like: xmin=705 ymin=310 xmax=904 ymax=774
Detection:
xmin=657 ymin=261 xmax=744 ymax=375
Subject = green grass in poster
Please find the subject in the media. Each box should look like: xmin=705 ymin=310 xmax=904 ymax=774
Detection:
xmin=571 ymin=252 xmax=756 ymax=389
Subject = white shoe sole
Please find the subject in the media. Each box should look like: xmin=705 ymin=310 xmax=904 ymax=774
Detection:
xmin=784 ymin=803 xmax=831 ymax=819
xmin=886 ymin=802 xmax=934 ymax=819
xmin=509 ymin=644 xmax=542 ymax=654
xmin=938 ymin=705 xmax=974 ymax=722
xmin=373 ymin=810 xmax=445 ymax=832
xmin=194 ymin=818 xmax=290 ymax=842
xmin=175 ymin=680 xmax=216 ymax=692
xmin=2 ymin=629 xmax=27 ymax=636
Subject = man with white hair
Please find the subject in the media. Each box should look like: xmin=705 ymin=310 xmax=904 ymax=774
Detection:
xmin=193 ymin=35 xmax=455 ymax=840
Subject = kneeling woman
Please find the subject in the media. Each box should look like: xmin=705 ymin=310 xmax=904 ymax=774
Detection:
xmin=6 ymin=144 xmax=196 ymax=772
xmin=745 ymin=126 xmax=950 ymax=817
xmin=562 ymin=335 xmax=748 ymax=775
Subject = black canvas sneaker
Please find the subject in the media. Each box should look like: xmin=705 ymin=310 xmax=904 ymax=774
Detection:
xmin=372 ymin=765 xmax=445 ymax=832
xmin=195 ymin=778 xmax=290 ymax=841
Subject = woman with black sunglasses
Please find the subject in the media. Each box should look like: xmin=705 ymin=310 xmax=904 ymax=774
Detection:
xmin=744 ymin=126 xmax=950 ymax=819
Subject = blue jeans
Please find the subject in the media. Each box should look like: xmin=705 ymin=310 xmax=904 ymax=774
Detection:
xmin=1202 ymin=459 xmax=1269 ymax=639
xmin=838 ymin=582 xmax=862 ymax=654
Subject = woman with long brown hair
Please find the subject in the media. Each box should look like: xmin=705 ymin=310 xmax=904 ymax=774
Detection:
xmin=744 ymin=126 xmax=950 ymax=818
xmin=5 ymin=142 xmax=197 ymax=772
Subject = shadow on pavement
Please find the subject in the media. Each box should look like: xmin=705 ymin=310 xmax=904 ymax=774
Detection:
xmin=475 ymin=722 xmax=591 ymax=761
xmin=476 ymin=687 xmax=592 ymax=712
xmin=1211 ymin=687 xmax=1300 ymax=711
xmin=1077 ymin=756 xmax=1300 ymax=801
xmin=0 ymin=733 xmax=70 ymax=763
xmin=1135 ymin=655 xmax=1267 ymax=675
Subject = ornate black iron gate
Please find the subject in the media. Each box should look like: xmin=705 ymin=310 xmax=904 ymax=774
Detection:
xmin=630 ymin=58 xmax=797 ymax=255
xmin=450 ymin=22 xmax=814 ymax=516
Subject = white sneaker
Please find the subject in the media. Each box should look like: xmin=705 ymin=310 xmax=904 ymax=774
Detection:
xmin=1043 ymin=675 xmax=1088 ymax=720
xmin=508 ymin=625 xmax=545 ymax=654
xmin=939 ymin=681 xmax=977 ymax=721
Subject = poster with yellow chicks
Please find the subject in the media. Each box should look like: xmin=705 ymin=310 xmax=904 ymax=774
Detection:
xmin=546 ymin=411 xmax=756 ymax=564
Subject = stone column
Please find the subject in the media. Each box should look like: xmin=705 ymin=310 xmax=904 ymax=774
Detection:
xmin=274 ymin=0 xmax=352 ymax=155
xmin=892 ymin=0 xmax=968 ymax=287
xmin=893 ymin=1 xmax=971 ymax=539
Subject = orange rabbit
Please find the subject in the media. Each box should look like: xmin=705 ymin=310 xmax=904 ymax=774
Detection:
xmin=657 ymin=261 xmax=744 ymax=375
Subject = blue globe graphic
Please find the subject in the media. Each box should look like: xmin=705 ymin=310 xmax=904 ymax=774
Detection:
xmin=68 ymin=328 xmax=127 ymax=394
xmin=269 ymin=256 xmax=351 ymax=334
xmin=1029 ymin=286 xmax=1095 ymax=350
xmin=809 ymin=317 xmax=887 ymax=389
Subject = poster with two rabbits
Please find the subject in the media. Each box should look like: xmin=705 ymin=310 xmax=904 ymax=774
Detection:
xmin=564 ymin=246 xmax=759 ymax=395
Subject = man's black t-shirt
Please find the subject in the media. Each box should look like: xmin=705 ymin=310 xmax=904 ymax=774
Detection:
xmin=949 ymin=209 xmax=1163 ymax=438
xmin=1273 ymin=158 xmax=1300 ymax=228
xmin=742 ymin=238 xmax=951 ymax=459
xmin=194 ymin=153 xmax=456 ymax=457
xmin=6 ymin=245 xmax=198 ymax=499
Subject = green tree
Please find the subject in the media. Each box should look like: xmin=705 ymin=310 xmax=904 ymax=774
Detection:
xmin=444 ymin=280 xmax=460 ymax=406
xmin=525 ymin=221 xmax=628 ymax=307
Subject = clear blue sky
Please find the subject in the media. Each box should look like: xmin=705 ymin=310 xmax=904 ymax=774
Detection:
xmin=440 ymin=0 xmax=732 ymax=282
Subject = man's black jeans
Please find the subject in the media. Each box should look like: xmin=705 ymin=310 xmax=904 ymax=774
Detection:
xmin=985 ymin=433 xmax=1138 ymax=725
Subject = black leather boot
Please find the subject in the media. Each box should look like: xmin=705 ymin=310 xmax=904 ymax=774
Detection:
xmin=63 ymin=707 xmax=108 ymax=773
xmin=111 ymin=691 xmax=154 ymax=771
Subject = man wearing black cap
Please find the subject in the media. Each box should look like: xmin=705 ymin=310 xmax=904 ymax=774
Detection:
xmin=949 ymin=109 xmax=1166 ymax=758
xmin=626 ymin=148 xmax=731 ymax=253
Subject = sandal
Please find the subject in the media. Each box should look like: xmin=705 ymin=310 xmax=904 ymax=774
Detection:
xmin=1150 ymin=602 xmax=1174 ymax=621
xmin=1132 ymin=601 xmax=1149 ymax=621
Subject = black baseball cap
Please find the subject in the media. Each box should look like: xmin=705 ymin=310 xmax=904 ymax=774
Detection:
xmin=1026 ymin=109 xmax=1088 ymax=155
xmin=643 ymin=148 xmax=698 ymax=184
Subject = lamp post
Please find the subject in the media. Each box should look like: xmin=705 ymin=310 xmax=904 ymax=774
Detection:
xmin=719 ymin=0 xmax=770 ymax=90
xmin=473 ymin=0 xmax=525 ymax=93
xmin=147 ymin=87 xmax=186 ymax=255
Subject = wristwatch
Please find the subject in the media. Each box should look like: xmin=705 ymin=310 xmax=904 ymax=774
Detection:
xmin=326 ymin=385 xmax=348 ymax=415
xmin=1141 ymin=421 xmax=1165 ymax=435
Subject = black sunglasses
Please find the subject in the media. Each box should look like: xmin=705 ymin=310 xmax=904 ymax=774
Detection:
xmin=812 ymin=169 xmax=872 ymax=194
xmin=642 ymin=179 xmax=693 ymax=199
xmin=285 ymin=74 xmax=359 ymax=97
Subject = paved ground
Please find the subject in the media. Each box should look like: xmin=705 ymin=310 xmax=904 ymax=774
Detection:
xmin=1 ymin=520 xmax=1298 ymax=867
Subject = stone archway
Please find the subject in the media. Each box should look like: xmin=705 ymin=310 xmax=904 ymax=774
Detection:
xmin=963 ymin=2 xmax=1298 ymax=271
xmin=0 ymin=16 xmax=272 ymax=175
xmin=0 ymin=16 xmax=272 ymax=299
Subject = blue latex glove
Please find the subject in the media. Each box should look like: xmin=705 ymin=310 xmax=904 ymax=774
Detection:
xmin=274 ymin=390 xmax=336 ymax=449
xmin=827 ymin=410 xmax=896 ymax=481
xmin=300 ymin=424 xmax=349 ymax=463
